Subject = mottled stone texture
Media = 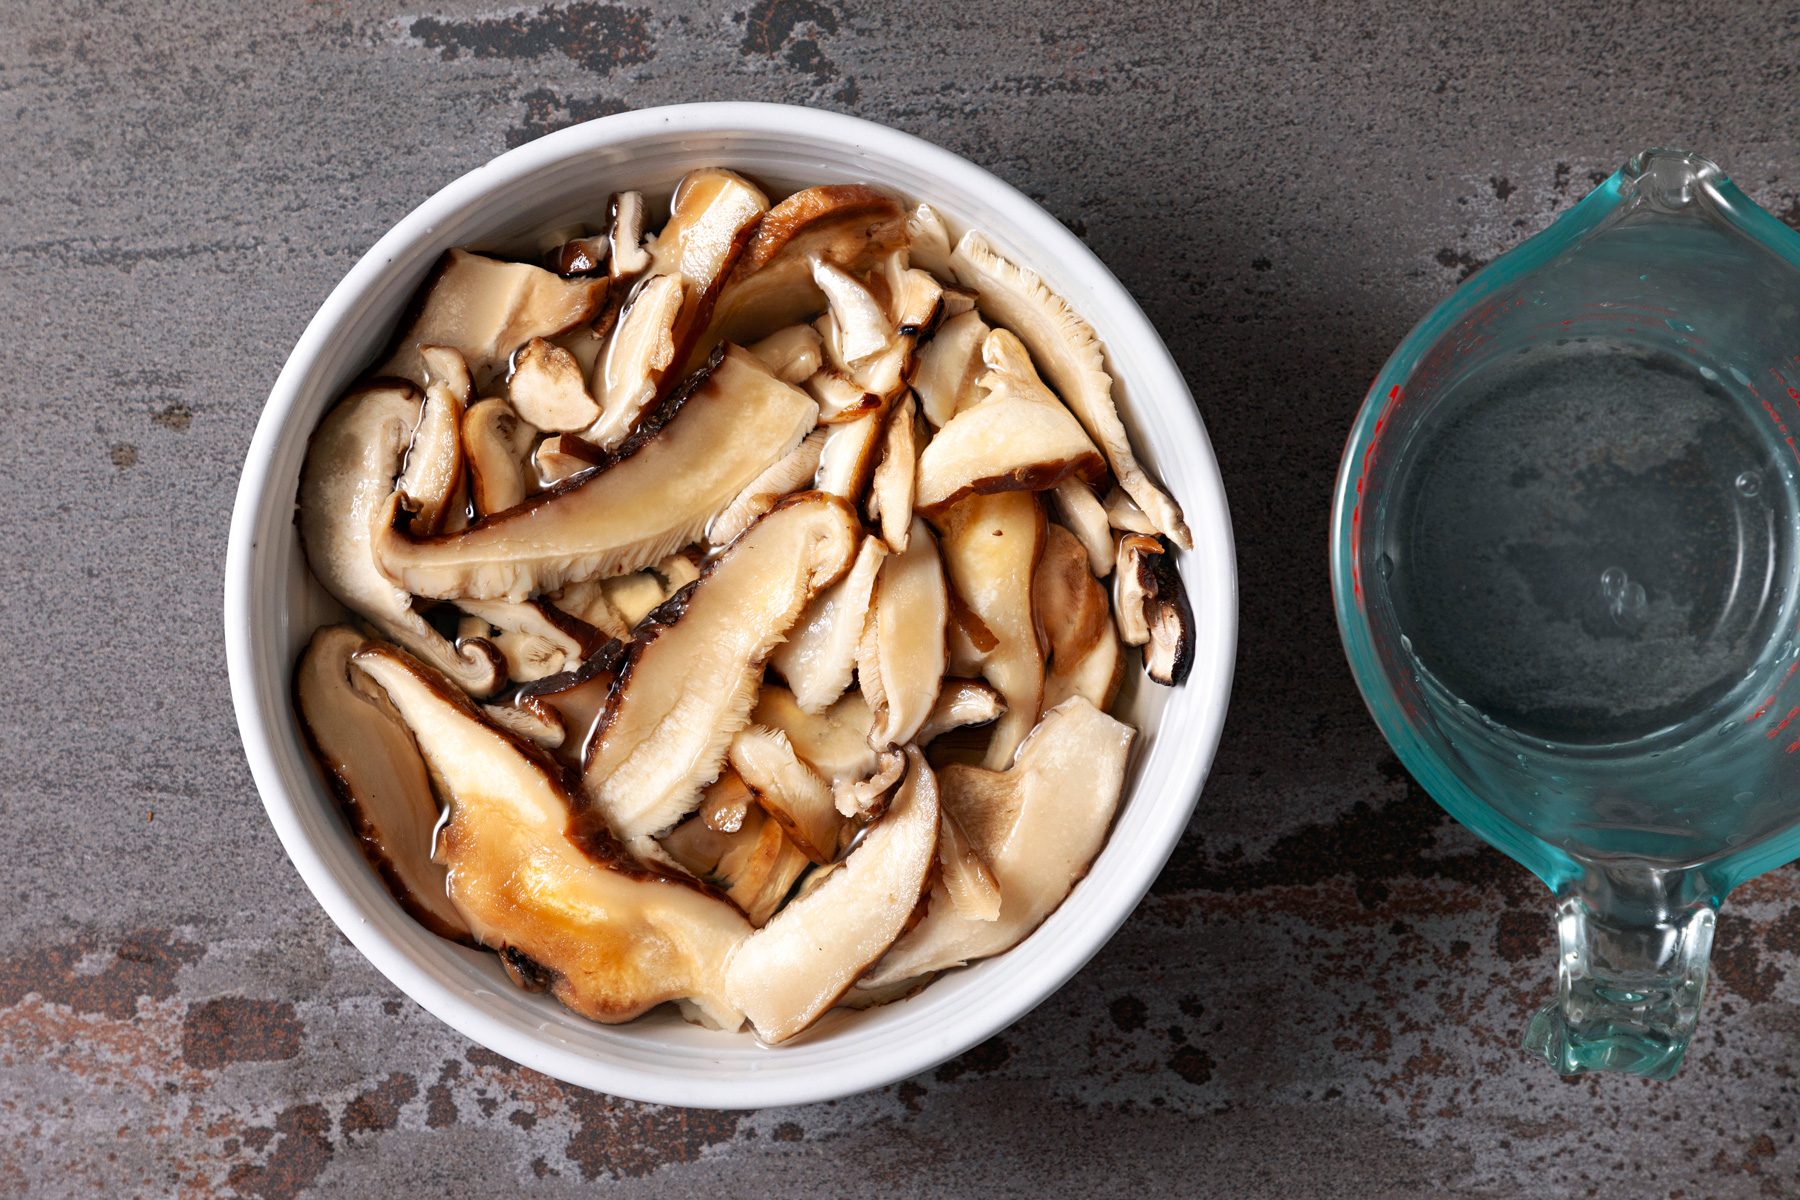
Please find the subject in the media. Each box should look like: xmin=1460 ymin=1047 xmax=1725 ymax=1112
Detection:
xmin=4 ymin=0 xmax=1800 ymax=1195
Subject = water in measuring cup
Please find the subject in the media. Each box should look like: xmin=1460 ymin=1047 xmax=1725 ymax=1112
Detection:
xmin=1378 ymin=338 xmax=1800 ymax=861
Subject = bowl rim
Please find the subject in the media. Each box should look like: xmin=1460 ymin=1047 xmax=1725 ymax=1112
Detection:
xmin=224 ymin=100 xmax=1238 ymax=1108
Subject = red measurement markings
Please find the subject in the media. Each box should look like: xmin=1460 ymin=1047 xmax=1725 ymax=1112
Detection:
xmin=1767 ymin=706 xmax=1800 ymax=739
xmin=1773 ymin=366 xmax=1800 ymax=408
xmin=1751 ymin=657 xmax=1800 ymax=722
xmin=1750 ymin=382 xmax=1800 ymax=471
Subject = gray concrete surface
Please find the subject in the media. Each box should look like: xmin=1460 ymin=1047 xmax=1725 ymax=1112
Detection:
xmin=5 ymin=0 xmax=1800 ymax=1195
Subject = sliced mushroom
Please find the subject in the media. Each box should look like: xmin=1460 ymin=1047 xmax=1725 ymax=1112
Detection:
xmin=937 ymin=809 xmax=1001 ymax=922
xmin=915 ymin=328 xmax=1105 ymax=512
xmin=584 ymin=272 xmax=684 ymax=449
xmin=1049 ymin=480 xmax=1115 ymax=577
xmin=483 ymin=700 xmax=565 ymax=750
xmin=608 ymin=191 xmax=652 ymax=281
xmin=660 ymin=781 xmax=810 ymax=928
xmin=817 ymin=309 xmax=913 ymax=406
xmin=375 ymin=345 xmax=819 ymax=601
xmin=294 ymin=626 xmax=470 ymax=942
xmin=813 ymin=410 xmax=885 ymax=502
xmin=701 ymin=769 xmax=754 ymax=833
xmin=917 ymin=678 xmax=1005 ymax=744
xmin=707 ymin=428 xmax=827 ymax=548
xmin=298 ymin=383 xmax=500 ymax=695
xmin=1103 ymin=484 xmax=1157 ymax=534
xmin=352 ymin=644 xmax=752 ymax=1028
xmin=904 ymin=202 xmax=955 ymax=279
xmin=549 ymin=231 xmax=609 ymax=277
xmin=724 ymin=746 xmax=940 ymax=1044
xmin=859 ymin=517 xmax=948 ymax=748
xmin=646 ymin=168 xmax=770 ymax=367
xmin=932 ymin=492 xmax=1046 ymax=769
xmin=751 ymin=685 xmax=881 ymax=785
xmin=939 ymin=286 xmax=978 ymax=318
xmin=811 ymin=258 xmax=891 ymax=362
xmin=835 ymin=748 xmax=904 ymax=820
xmin=1038 ymin=523 xmax=1124 ymax=711
xmin=912 ymin=308 xmax=990 ymax=429
xmin=551 ymin=317 xmax=613 ymax=382
xmin=865 ymin=394 xmax=919 ymax=552
xmin=509 ymin=337 xmax=601 ymax=432
xmin=1035 ymin=523 xmax=1108 ymax=665
xmin=531 ymin=433 xmax=602 ymax=488
xmin=1112 ymin=534 xmax=1160 ymax=647
xmin=548 ymin=577 xmax=628 ymax=640
xmin=769 ymin=535 xmax=886 ymax=713
xmin=379 ymin=249 xmax=607 ymax=391
xmin=837 ymin=971 xmax=939 ymax=1011
xmin=592 ymin=552 xmax=703 ymax=631
xmin=804 ymin=365 xmax=881 ymax=424
xmin=583 ymin=494 xmax=860 ymax=841
xmin=884 ymin=254 xmax=945 ymax=337
xmin=749 ymin=324 xmax=824 ymax=384
xmin=420 ymin=342 xmax=472 ymax=399
xmin=461 ymin=398 xmax=535 ymax=518
xmin=728 ymin=725 xmax=843 ymax=864
xmin=1113 ymin=534 xmax=1195 ymax=686
xmin=395 ymin=350 xmax=467 ymax=535
xmin=455 ymin=597 xmax=605 ymax=683
xmin=512 ymin=642 xmax=624 ymax=767
xmin=864 ymin=697 xmax=1133 ymax=987
xmin=948 ymin=231 xmax=1189 ymax=548
xmin=703 ymin=184 xmax=909 ymax=353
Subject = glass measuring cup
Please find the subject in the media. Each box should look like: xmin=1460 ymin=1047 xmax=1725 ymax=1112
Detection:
xmin=1332 ymin=149 xmax=1800 ymax=1078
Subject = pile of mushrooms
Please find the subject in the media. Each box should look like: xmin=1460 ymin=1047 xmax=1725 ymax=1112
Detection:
xmin=294 ymin=170 xmax=1196 ymax=1044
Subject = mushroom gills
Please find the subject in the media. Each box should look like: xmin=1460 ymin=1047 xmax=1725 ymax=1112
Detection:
xmin=582 ymin=493 xmax=860 ymax=841
xmin=294 ymin=626 xmax=470 ymax=943
xmin=863 ymin=697 xmax=1133 ymax=986
xmin=375 ymin=345 xmax=819 ymax=602
xmin=948 ymin=230 xmax=1190 ymax=548
xmin=707 ymin=428 xmax=827 ymax=548
xmin=352 ymin=644 xmax=752 ymax=1028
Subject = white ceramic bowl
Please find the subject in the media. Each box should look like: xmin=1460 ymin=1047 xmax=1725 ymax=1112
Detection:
xmin=225 ymin=102 xmax=1237 ymax=1109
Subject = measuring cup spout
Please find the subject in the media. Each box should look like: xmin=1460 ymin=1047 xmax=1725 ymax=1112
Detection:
xmin=1523 ymin=863 xmax=1717 ymax=1080
xmin=1616 ymin=148 xmax=1726 ymax=214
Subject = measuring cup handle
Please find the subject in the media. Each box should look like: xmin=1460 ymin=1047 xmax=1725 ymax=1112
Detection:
xmin=1522 ymin=863 xmax=1717 ymax=1080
